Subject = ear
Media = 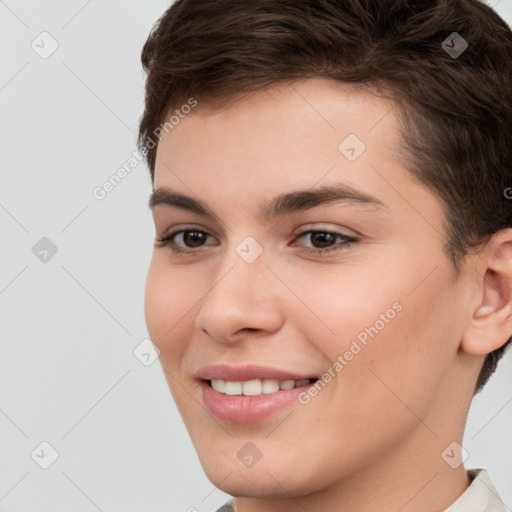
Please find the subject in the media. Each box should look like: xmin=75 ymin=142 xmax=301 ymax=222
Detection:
xmin=461 ymin=228 xmax=512 ymax=356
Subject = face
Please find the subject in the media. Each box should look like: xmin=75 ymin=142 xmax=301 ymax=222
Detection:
xmin=145 ymin=78 xmax=478 ymax=498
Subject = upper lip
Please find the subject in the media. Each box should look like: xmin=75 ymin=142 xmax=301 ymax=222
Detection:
xmin=195 ymin=364 xmax=318 ymax=382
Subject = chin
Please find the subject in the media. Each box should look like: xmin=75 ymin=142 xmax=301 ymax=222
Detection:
xmin=207 ymin=470 xmax=304 ymax=499
xmin=198 ymin=450 xmax=329 ymax=499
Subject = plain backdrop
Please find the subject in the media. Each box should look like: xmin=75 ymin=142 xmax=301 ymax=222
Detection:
xmin=0 ymin=1 xmax=511 ymax=511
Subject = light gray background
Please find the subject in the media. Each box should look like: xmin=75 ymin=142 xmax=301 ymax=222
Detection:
xmin=0 ymin=1 xmax=511 ymax=511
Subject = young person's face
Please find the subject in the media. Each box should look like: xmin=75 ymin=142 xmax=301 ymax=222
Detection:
xmin=146 ymin=78 xmax=482 ymax=500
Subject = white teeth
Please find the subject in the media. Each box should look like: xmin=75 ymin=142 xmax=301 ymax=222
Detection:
xmin=211 ymin=379 xmax=226 ymax=392
xmin=224 ymin=381 xmax=243 ymax=395
xmin=209 ymin=378 xmax=314 ymax=396
xmin=242 ymin=379 xmax=262 ymax=396
xmin=262 ymin=379 xmax=280 ymax=393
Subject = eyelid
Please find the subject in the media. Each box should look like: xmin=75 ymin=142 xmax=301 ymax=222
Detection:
xmin=155 ymin=223 xmax=359 ymax=258
xmin=158 ymin=222 xmax=356 ymax=243
xmin=156 ymin=225 xmax=218 ymax=249
xmin=292 ymin=222 xmax=360 ymax=239
xmin=156 ymin=223 xmax=218 ymax=241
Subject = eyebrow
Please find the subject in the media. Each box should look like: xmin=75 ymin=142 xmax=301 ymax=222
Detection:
xmin=148 ymin=183 xmax=386 ymax=220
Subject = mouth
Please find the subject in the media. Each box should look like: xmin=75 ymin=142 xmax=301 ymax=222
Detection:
xmin=195 ymin=364 xmax=321 ymax=423
xmin=205 ymin=377 xmax=318 ymax=396
xmin=199 ymin=376 xmax=319 ymax=423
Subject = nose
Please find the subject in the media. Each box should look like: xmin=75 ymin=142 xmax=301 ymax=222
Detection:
xmin=194 ymin=247 xmax=284 ymax=345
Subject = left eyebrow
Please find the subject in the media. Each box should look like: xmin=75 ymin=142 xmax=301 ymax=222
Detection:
xmin=260 ymin=183 xmax=387 ymax=219
xmin=148 ymin=182 xmax=387 ymax=220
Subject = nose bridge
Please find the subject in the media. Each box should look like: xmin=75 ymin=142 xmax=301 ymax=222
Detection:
xmin=206 ymin=237 xmax=270 ymax=308
xmin=194 ymin=235 xmax=282 ymax=340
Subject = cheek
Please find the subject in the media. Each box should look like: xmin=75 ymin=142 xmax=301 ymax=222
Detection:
xmin=144 ymin=261 xmax=169 ymax=343
xmin=144 ymin=258 xmax=196 ymax=359
xmin=284 ymin=261 xmax=406 ymax=351
xmin=288 ymin=255 xmax=460 ymax=409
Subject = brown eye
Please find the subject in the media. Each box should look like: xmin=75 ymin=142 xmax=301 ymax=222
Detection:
xmin=154 ymin=229 xmax=217 ymax=253
xmin=293 ymin=230 xmax=358 ymax=256
xmin=180 ymin=230 xmax=208 ymax=248
xmin=308 ymin=231 xmax=338 ymax=248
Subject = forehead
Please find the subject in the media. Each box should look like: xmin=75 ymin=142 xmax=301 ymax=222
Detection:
xmin=153 ymin=77 xmax=410 ymax=211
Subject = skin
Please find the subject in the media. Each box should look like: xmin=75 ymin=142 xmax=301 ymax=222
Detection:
xmin=145 ymin=77 xmax=512 ymax=512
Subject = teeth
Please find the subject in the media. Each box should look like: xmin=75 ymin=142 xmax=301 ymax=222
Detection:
xmin=211 ymin=379 xmax=226 ymax=393
xmin=224 ymin=381 xmax=242 ymax=395
xmin=279 ymin=379 xmax=295 ymax=390
xmin=209 ymin=378 xmax=314 ymax=396
xmin=262 ymin=379 xmax=280 ymax=393
xmin=242 ymin=379 xmax=262 ymax=395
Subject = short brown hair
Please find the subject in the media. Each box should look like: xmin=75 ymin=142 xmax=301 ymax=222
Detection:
xmin=137 ymin=0 xmax=512 ymax=394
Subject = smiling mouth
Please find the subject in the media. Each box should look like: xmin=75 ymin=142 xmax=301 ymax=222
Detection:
xmin=206 ymin=377 xmax=318 ymax=396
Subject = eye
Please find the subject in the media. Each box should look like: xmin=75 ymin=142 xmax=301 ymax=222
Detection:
xmin=154 ymin=228 xmax=217 ymax=254
xmin=292 ymin=229 xmax=358 ymax=256
xmin=154 ymin=227 xmax=358 ymax=257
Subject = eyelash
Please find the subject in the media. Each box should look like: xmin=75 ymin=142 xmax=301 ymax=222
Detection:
xmin=154 ymin=228 xmax=358 ymax=256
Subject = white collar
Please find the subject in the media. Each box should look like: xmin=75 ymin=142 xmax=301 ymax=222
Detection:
xmin=443 ymin=469 xmax=506 ymax=512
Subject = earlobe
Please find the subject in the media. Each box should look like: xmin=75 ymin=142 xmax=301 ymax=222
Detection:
xmin=461 ymin=230 xmax=512 ymax=356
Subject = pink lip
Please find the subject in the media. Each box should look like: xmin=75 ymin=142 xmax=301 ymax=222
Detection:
xmin=195 ymin=364 xmax=317 ymax=382
xmin=195 ymin=364 xmax=319 ymax=423
xmin=200 ymin=380 xmax=315 ymax=423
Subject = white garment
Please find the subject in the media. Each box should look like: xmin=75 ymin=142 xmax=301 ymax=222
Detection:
xmin=443 ymin=469 xmax=506 ymax=512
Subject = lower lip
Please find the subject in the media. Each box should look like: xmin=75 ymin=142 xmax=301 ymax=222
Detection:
xmin=200 ymin=380 xmax=314 ymax=423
